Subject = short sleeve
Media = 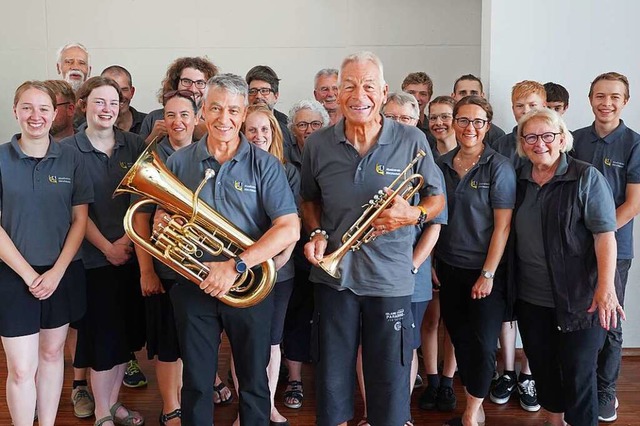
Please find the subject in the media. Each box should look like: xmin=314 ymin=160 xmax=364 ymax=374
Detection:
xmin=625 ymin=137 xmax=640 ymax=183
xmin=579 ymin=166 xmax=617 ymax=234
xmin=71 ymin=148 xmax=94 ymax=206
xmin=259 ymin=157 xmax=298 ymax=221
xmin=490 ymin=157 xmax=516 ymax=209
xmin=417 ymin=142 xmax=445 ymax=198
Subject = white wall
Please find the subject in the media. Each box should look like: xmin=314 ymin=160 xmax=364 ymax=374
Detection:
xmin=0 ymin=0 xmax=482 ymax=141
xmin=484 ymin=0 xmax=640 ymax=347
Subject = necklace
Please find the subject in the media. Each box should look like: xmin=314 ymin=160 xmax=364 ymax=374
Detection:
xmin=455 ymin=152 xmax=481 ymax=172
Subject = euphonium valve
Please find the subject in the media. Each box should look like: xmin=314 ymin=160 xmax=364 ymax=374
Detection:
xmin=113 ymin=141 xmax=276 ymax=308
xmin=318 ymin=150 xmax=426 ymax=279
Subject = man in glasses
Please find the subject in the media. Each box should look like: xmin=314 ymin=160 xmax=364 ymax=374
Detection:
xmin=140 ymin=56 xmax=218 ymax=143
xmin=451 ymin=74 xmax=506 ymax=145
xmin=101 ymin=65 xmax=148 ymax=135
xmin=572 ymin=72 xmax=640 ymax=423
xmin=301 ymin=52 xmax=445 ymax=426
xmin=490 ymin=79 xmax=546 ymax=414
xmin=245 ymin=65 xmax=296 ymax=156
xmin=313 ymin=68 xmax=342 ymax=125
xmin=44 ymin=80 xmax=76 ymax=142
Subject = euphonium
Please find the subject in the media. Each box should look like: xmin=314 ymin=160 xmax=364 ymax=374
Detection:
xmin=113 ymin=141 xmax=276 ymax=308
xmin=318 ymin=150 xmax=426 ymax=279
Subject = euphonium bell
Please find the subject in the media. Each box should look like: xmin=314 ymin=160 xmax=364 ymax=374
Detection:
xmin=113 ymin=140 xmax=276 ymax=308
xmin=318 ymin=150 xmax=426 ymax=279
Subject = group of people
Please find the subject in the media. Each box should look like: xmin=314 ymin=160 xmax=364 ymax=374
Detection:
xmin=0 ymin=41 xmax=636 ymax=426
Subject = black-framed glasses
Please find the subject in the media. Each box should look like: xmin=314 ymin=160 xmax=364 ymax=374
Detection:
xmin=384 ymin=114 xmax=416 ymax=124
xmin=522 ymin=132 xmax=562 ymax=145
xmin=454 ymin=117 xmax=488 ymax=129
xmin=295 ymin=121 xmax=323 ymax=130
xmin=428 ymin=113 xmax=453 ymax=122
xmin=248 ymin=87 xmax=274 ymax=96
xmin=179 ymin=78 xmax=207 ymax=89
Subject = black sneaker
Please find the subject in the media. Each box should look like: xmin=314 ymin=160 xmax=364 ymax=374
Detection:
xmin=517 ymin=379 xmax=540 ymax=412
xmin=122 ymin=359 xmax=147 ymax=388
xmin=418 ymin=384 xmax=438 ymax=410
xmin=414 ymin=373 xmax=423 ymax=389
xmin=490 ymin=374 xmax=516 ymax=404
xmin=598 ymin=392 xmax=617 ymax=422
xmin=436 ymin=385 xmax=457 ymax=411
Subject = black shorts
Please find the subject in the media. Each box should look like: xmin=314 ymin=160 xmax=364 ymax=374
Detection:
xmin=0 ymin=260 xmax=86 ymax=337
xmin=410 ymin=301 xmax=428 ymax=349
xmin=74 ymin=264 xmax=138 ymax=371
xmin=270 ymin=278 xmax=294 ymax=345
xmin=145 ymin=278 xmax=180 ymax=362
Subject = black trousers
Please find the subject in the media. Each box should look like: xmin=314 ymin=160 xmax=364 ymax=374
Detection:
xmin=282 ymin=267 xmax=314 ymax=362
xmin=517 ymin=299 xmax=605 ymax=426
xmin=437 ymin=261 xmax=506 ymax=398
xmin=170 ymin=281 xmax=273 ymax=426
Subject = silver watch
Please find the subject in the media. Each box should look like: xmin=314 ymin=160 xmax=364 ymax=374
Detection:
xmin=481 ymin=269 xmax=494 ymax=279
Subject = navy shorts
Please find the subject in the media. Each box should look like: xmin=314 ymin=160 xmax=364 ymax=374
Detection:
xmin=0 ymin=260 xmax=86 ymax=337
xmin=410 ymin=301 xmax=428 ymax=349
xmin=270 ymin=278 xmax=294 ymax=345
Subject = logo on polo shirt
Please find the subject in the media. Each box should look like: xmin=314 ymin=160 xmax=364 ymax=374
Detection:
xmin=375 ymin=163 xmax=385 ymax=175
xmin=604 ymin=157 xmax=625 ymax=168
xmin=470 ymin=180 xmax=490 ymax=189
xmin=233 ymin=181 xmax=257 ymax=193
xmin=48 ymin=175 xmax=71 ymax=184
xmin=376 ymin=163 xmax=403 ymax=176
xmin=119 ymin=161 xmax=134 ymax=170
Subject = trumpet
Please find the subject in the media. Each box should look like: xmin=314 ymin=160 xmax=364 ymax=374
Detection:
xmin=113 ymin=141 xmax=276 ymax=308
xmin=318 ymin=150 xmax=426 ymax=279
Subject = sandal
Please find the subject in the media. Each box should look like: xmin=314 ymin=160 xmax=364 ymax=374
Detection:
xmin=95 ymin=416 xmax=114 ymax=426
xmin=283 ymin=380 xmax=303 ymax=409
xmin=213 ymin=382 xmax=234 ymax=405
xmin=109 ymin=401 xmax=145 ymax=426
xmin=159 ymin=408 xmax=181 ymax=425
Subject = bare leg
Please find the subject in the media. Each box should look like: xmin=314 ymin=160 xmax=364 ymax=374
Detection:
xmin=462 ymin=388 xmax=485 ymax=426
xmin=442 ymin=328 xmax=457 ymax=379
xmin=499 ymin=322 xmax=517 ymax=372
xmin=410 ymin=350 xmax=419 ymax=395
xmin=91 ymin=365 xmax=120 ymax=423
xmin=545 ymin=409 xmax=567 ymax=426
xmin=2 ymin=333 xmax=38 ymax=426
xmin=267 ymin=344 xmax=286 ymax=423
xmin=420 ymin=295 xmax=440 ymax=376
xmin=157 ymin=360 xmax=182 ymax=424
xmin=36 ymin=325 xmax=69 ymax=426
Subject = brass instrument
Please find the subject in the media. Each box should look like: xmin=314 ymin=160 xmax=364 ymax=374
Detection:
xmin=113 ymin=141 xmax=276 ymax=308
xmin=318 ymin=150 xmax=426 ymax=279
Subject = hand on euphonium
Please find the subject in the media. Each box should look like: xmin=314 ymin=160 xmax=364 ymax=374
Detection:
xmin=200 ymin=259 xmax=238 ymax=298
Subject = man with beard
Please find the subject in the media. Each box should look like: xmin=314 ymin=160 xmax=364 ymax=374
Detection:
xmin=44 ymin=80 xmax=76 ymax=142
xmin=245 ymin=65 xmax=295 ymax=157
xmin=314 ymin=68 xmax=342 ymax=125
xmin=56 ymin=42 xmax=91 ymax=93
xmin=101 ymin=65 xmax=148 ymax=134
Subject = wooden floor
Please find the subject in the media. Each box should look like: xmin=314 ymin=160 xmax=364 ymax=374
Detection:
xmin=1 ymin=340 xmax=639 ymax=425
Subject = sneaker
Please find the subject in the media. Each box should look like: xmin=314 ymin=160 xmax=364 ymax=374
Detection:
xmin=123 ymin=359 xmax=148 ymax=388
xmin=490 ymin=374 xmax=516 ymax=404
xmin=517 ymin=379 xmax=540 ymax=412
xmin=598 ymin=392 xmax=617 ymax=422
xmin=490 ymin=370 xmax=500 ymax=388
xmin=414 ymin=374 xmax=423 ymax=389
xmin=71 ymin=386 xmax=95 ymax=418
xmin=436 ymin=385 xmax=457 ymax=411
xmin=418 ymin=384 xmax=438 ymax=410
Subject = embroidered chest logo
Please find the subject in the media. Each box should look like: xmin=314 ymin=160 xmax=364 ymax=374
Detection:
xmin=376 ymin=163 xmax=403 ymax=177
xmin=234 ymin=181 xmax=257 ymax=193
xmin=48 ymin=175 xmax=71 ymax=184
xmin=375 ymin=163 xmax=385 ymax=175
xmin=119 ymin=161 xmax=133 ymax=170
xmin=604 ymin=157 xmax=625 ymax=168
xmin=470 ymin=180 xmax=490 ymax=189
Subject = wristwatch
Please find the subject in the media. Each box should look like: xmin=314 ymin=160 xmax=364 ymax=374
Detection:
xmin=234 ymin=257 xmax=247 ymax=274
xmin=416 ymin=206 xmax=428 ymax=226
xmin=411 ymin=266 xmax=419 ymax=275
xmin=481 ymin=269 xmax=494 ymax=279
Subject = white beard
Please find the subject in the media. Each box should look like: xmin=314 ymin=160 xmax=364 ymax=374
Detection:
xmin=64 ymin=70 xmax=86 ymax=92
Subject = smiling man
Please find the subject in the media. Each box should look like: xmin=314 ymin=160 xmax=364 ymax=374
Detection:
xmin=301 ymin=51 xmax=445 ymax=426
xmin=101 ymin=65 xmax=147 ymax=134
xmin=572 ymin=71 xmax=640 ymax=423
xmin=164 ymin=73 xmax=299 ymax=425
xmin=314 ymin=68 xmax=342 ymax=125
xmin=56 ymin=42 xmax=91 ymax=93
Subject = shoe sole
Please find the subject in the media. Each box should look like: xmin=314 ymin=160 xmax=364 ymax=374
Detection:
xmin=520 ymin=400 xmax=541 ymax=412
xmin=489 ymin=393 xmax=513 ymax=404
xmin=598 ymin=413 xmax=618 ymax=422
xmin=122 ymin=381 xmax=148 ymax=388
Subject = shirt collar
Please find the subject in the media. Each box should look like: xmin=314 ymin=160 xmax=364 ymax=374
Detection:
xmin=588 ymin=120 xmax=628 ymax=144
xmin=332 ymin=115 xmax=395 ymax=146
xmin=10 ymin=134 xmax=61 ymax=159
xmin=519 ymin=152 xmax=570 ymax=182
xmin=74 ymin=127 xmax=127 ymax=153
xmin=194 ymin=133 xmax=251 ymax=163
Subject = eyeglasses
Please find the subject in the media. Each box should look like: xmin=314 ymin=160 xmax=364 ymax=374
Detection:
xmin=248 ymin=87 xmax=274 ymax=96
xmin=56 ymin=102 xmax=71 ymax=107
xmin=384 ymin=114 xmax=416 ymax=124
xmin=522 ymin=132 xmax=562 ymax=145
xmin=428 ymin=113 xmax=453 ymax=122
xmin=295 ymin=121 xmax=323 ymax=130
xmin=179 ymin=78 xmax=207 ymax=89
xmin=454 ymin=117 xmax=488 ymax=129
xmin=163 ymin=89 xmax=197 ymax=104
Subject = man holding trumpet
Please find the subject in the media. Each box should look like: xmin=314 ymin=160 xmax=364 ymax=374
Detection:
xmin=301 ymin=52 xmax=446 ymax=426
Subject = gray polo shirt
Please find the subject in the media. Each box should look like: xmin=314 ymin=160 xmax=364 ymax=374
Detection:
xmin=61 ymin=128 xmax=146 ymax=269
xmin=435 ymin=144 xmax=516 ymax=269
xmin=276 ymin=162 xmax=300 ymax=282
xmin=0 ymin=135 xmax=94 ymax=266
xmin=515 ymin=154 xmax=617 ymax=307
xmin=572 ymin=120 xmax=640 ymax=259
xmin=300 ymin=117 xmax=445 ymax=297
xmin=165 ymin=135 xmax=297 ymax=266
